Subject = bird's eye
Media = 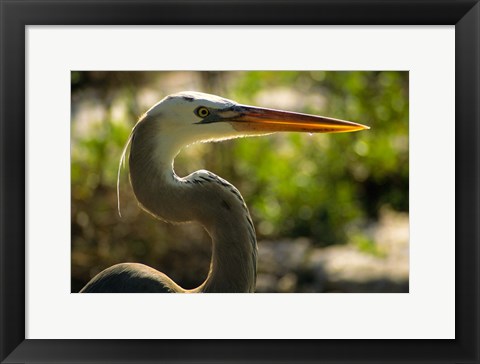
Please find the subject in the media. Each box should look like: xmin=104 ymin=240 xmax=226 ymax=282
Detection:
xmin=195 ymin=107 xmax=210 ymax=118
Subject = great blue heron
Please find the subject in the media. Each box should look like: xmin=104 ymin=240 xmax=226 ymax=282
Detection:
xmin=79 ymin=91 xmax=368 ymax=293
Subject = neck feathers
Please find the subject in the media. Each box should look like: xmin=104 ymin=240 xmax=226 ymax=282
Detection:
xmin=127 ymin=118 xmax=257 ymax=292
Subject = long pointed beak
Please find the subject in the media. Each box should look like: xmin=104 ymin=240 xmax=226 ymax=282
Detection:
xmin=225 ymin=105 xmax=369 ymax=134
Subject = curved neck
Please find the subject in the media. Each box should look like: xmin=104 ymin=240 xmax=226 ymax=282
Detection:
xmin=128 ymin=122 xmax=257 ymax=293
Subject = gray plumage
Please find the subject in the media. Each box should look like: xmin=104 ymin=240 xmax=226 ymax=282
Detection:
xmin=80 ymin=91 xmax=368 ymax=293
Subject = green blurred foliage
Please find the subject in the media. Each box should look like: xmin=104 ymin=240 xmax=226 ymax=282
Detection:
xmin=71 ymin=71 xmax=408 ymax=291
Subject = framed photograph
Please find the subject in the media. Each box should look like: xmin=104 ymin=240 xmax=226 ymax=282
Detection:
xmin=1 ymin=0 xmax=478 ymax=363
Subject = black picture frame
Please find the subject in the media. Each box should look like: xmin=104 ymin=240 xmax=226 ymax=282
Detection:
xmin=1 ymin=1 xmax=479 ymax=363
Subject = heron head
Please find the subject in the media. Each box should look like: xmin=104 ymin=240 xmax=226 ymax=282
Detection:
xmin=118 ymin=91 xmax=369 ymax=215
xmin=139 ymin=91 xmax=369 ymax=147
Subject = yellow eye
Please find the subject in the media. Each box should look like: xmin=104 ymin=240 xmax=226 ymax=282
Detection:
xmin=196 ymin=107 xmax=210 ymax=118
